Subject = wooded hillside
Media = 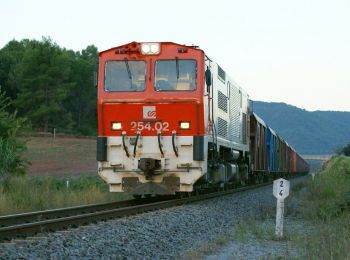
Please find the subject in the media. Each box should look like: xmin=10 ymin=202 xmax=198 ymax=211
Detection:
xmin=0 ymin=38 xmax=97 ymax=135
xmin=253 ymin=101 xmax=350 ymax=154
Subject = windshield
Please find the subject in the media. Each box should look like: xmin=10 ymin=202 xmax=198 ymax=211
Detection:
xmin=155 ymin=60 xmax=197 ymax=91
xmin=105 ymin=60 xmax=146 ymax=92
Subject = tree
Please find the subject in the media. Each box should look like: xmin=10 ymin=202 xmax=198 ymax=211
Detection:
xmin=14 ymin=38 xmax=74 ymax=132
xmin=0 ymin=38 xmax=98 ymax=135
xmin=65 ymin=45 xmax=98 ymax=135
xmin=342 ymin=143 xmax=350 ymax=156
xmin=0 ymin=40 xmax=28 ymax=102
xmin=0 ymin=89 xmax=28 ymax=175
xmin=336 ymin=143 xmax=350 ymax=156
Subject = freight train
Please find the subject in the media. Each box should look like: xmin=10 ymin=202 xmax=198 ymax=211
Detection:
xmin=96 ymin=41 xmax=309 ymax=195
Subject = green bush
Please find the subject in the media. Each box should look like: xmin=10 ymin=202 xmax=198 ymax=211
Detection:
xmin=299 ymin=157 xmax=350 ymax=259
xmin=302 ymin=157 xmax=350 ymax=221
xmin=0 ymin=90 xmax=28 ymax=176
xmin=337 ymin=142 xmax=350 ymax=156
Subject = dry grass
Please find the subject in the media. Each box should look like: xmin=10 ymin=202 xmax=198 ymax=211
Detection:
xmin=0 ymin=175 xmax=130 ymax=216
xmin=0 ymin=136 xmax=131 ymax=216
xmin=23 ymin=136 xmax=96 ymax=176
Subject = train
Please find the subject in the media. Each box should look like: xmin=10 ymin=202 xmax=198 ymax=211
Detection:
xmin=96 ymin=41 xmax=309 ymax=195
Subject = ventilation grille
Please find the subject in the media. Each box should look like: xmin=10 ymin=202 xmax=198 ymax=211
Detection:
xmin=218 ymin=91 xmax=227 ymax=112
xmin=218 ymin=117 xmax=228 ymax=138
xmin=242 ymin=113 xmax=247 ymax=144
xmin=218 ymin=65 xmax=226 ymax=82
xmin=229 ymin=86 xmax=241 ymax=139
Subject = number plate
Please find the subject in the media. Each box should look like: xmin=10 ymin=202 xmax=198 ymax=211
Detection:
xmin=273 ymin=178 xmax=290 ymax=199
xmin=130 ymin=121 xmax=170 ymax=132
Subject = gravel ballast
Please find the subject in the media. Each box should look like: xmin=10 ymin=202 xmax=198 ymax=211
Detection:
xmin=0 ymin=178 xmax=306 ymax=259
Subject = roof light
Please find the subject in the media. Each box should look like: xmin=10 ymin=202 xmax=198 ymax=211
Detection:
xmin=141 ymin=44 xmax=150 ymax=54
xmin=150 ymin=43 xmax=159 ymax=54
xmin=141 ymin=43 xmax=160 ymax=55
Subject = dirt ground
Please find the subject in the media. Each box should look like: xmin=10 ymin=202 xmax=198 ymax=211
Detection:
xmin=23 ymin=136 xmax=97 ymax=176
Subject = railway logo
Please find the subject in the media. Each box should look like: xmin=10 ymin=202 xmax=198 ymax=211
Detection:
xmin=143 ymin=106 xmax=156 ymax=119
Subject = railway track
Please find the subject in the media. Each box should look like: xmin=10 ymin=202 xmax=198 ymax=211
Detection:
xmin=0 ymin=182 xmax=271 ymax=242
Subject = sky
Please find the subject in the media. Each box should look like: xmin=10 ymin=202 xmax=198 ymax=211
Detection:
xmin=1 ymin=0 xmax=349 ymax=111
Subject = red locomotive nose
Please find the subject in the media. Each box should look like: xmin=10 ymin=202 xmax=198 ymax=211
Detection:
xmin=102 ymin=102 xmax=203 ymax=137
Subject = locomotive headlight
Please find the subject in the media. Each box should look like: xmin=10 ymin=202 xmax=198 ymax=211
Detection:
xmin=150 ymin=43 xmax=160 ymax=54
xmin=141 ymin=44 xmax=150 ymax=54
xmin=141 ymin=43 xmax=160 ymax=55
xmin=180 ymin=121 xmax=190 ymax=129
xmin=111 ymin=122 xmax=122 ymax=130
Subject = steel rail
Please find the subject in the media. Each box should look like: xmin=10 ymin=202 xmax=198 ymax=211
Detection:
xmin=0 ymin=182 xmax=271 ymax=242
xmin=0 ymin=196 xmax=173 ymax=228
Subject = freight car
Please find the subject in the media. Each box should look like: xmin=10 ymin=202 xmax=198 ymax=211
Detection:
xmin=96 ymin=41 xmax=309 ymax=195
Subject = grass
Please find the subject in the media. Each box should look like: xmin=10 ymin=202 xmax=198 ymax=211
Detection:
xmin=297 ymin=156 xmax=350 ymax=259
xmin=301 ymin=215 xmax=350 ymax=260
xmin=0 ymin=136 xmax=131 ymax=216
xmin=23 ymin=136 xmax=96 ymax=176
xmin=302 ymin=157 xmax=350 ymax=220
xmin=183 ymin=235 xmax=231 ymax=260
xmin=235 ymin=216 xmax=277 ymax=243
xmin=0 ymin=175 xmax=130 ymax=216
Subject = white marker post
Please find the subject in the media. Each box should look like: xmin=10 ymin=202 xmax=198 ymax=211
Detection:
xmin=273 ymin=178 xmax=290 ymax=238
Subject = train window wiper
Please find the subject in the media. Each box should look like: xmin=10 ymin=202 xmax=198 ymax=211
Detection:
xmin=124 ymin=58 xmax=132 ymax=80
xmin=175 ymin=57 xmax=179 ymax=79
xmin=124 ymin=58 xmax=133 ymax=89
